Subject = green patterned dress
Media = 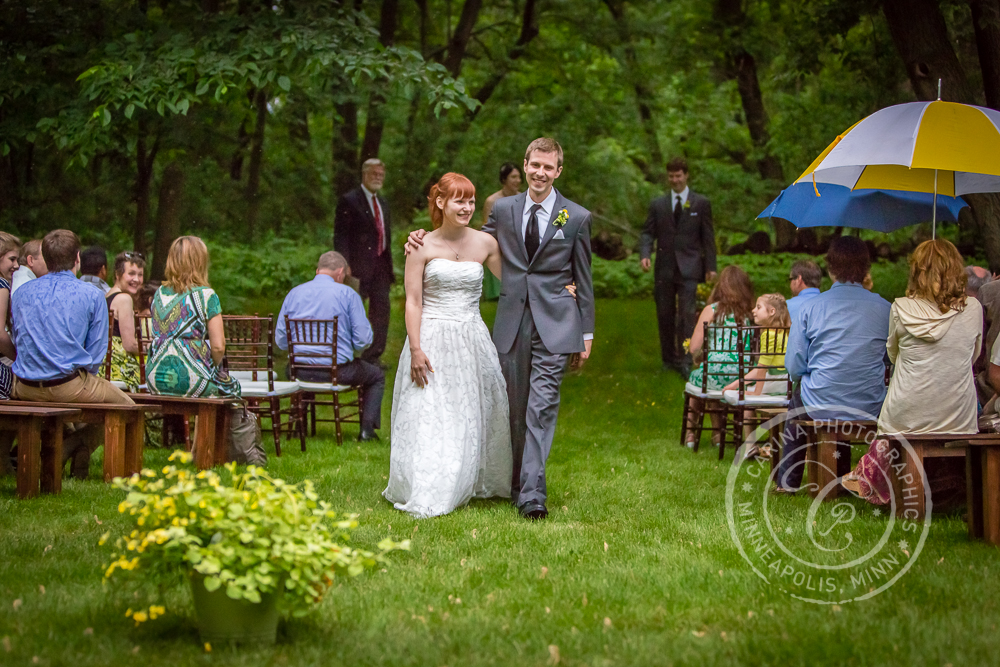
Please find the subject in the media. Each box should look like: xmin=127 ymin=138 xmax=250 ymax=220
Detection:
xmin=146 ymin=285 xmax=241 ymax=398
xmin=687 ymin=304 xmax=750 ymax=390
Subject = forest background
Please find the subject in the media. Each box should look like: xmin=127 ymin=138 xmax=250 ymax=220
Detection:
xmin=3 ymin=0 xmax=1000 ymax=309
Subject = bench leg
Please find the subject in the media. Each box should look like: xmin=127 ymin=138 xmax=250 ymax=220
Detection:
xmin=808 ymin=432 xmax=848 ymax=499
xmin=16 ymin=417 xmax=41 ymax=499
xmin=125 ymin=413 xmax=145 ymax=476
xmin=195 ymin=404 xmax=217 ymax=470
xmin=214 ymin=406 xmax=231 ymax=467
xmin=968 ymin=447 xmax=985 ymax=540
xmin=103 ymin=413 xmax=127 ymax=482
xmin=40 ymin=418 xmax=64 ymax=495
xmin=984 ymin=448 xmax=1000 ymax=545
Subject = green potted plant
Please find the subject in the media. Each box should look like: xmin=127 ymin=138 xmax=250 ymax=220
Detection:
xmin=101 ymin=451 xmax=407 ymax=645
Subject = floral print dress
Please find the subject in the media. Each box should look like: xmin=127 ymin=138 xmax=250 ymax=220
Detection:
xmin=687 ymin=304 xmax=749 ymax=390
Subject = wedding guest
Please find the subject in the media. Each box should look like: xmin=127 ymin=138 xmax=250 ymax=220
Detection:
xmin=683 ymin=265 xmax=753 ymax=448
xmin=101 ymin=251 xmax=146 ymax=392
xmin=11 ymin=239 xmax=46 ymax=296
xmin=723 ymin=293 xmax=790 ymax=396
xmin=136 ymin=281 xmax=158 ymax=318
xmin=0 ymin=232 xmax=18 ymax=397
xmin=843 ymin=240 xmax=982 ymax=503
xmin=334 ymin=158 xmax=392 ymax=364
xmin=479 ymin=163 xmax=523 ymax=300
xmin=79 ymin=246 xmax=110 ymax=293
xmin=146 ymin=236 xmax=240 ymax=398
xmin=11 ymin=230 xmax=134 ymax=479
xmin=275 ymin=251 xmax=384 ymax=442
xmin=639 ymin=157 xmax=717 ymax=374
xmin=785 ymin=259 xmax=822 ymax=321
xmin=774 ymin=236 xmax=891 ymax=493
xmin=966 ymin=265 xmax=992 ymax=300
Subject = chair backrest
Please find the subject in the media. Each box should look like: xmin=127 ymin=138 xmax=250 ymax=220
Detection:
xmin=104 ymin=306 xmax=115 ymax=381
xmin=284 ymin=316 xmax=339 ymax=384
xmin=222 ymin=314 xmax=275 ymax=390
xmin=134 ymin=314 xmax=155 ymax=389
xmin=698 ymin=320 xmax=753 ymax=393
xmin=732 ymin=324 xmax=792 ymax=401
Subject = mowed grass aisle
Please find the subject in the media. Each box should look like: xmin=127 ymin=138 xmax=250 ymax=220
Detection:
xmin=2 ymin=298 xmax=1000 ymax=666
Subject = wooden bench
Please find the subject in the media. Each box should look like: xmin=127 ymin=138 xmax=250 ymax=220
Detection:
xmin=0 ymin=406 xmax=82 ymax=499
xmin=944 ymin=436 xmax=1000 ymax=544
xmin=127 ymin=394 xmax=232 ymax=469
xmin=2 ymin=401 xmax=151 ymax=483
xmin=796 ymin=419 xmax=878 ymax=500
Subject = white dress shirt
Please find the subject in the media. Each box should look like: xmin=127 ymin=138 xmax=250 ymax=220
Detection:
xmin=10 ymin=265 xmax=36 ymax=296
xmin=671 ymin=186 xmax=690 ymax=212
xmin=521 ymin=187 xmax=557 ymax=242
xmin=361 ymin=185 xmax=387 ymax=252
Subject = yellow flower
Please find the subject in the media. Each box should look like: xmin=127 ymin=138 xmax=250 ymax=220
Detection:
xmin=132 ymin=611 xmax=148 ymax=625
xmin=204 ymin=642 xmax=212 ymax=653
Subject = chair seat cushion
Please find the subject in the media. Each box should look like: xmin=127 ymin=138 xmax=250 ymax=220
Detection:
xmin=296 ymin=380 xmax=355 ymax=393
xmin=230 ymin=370 xmax=278 ymax=382
xmin=722 ymin=389 xmax=790 ymax=407
xmin=238 ymin=380 xmax=300 ymax=398
xmin=110 ymin=380 xmax=129 ymax=391
xmin=684 ymin=382 xmax=724 ymax=400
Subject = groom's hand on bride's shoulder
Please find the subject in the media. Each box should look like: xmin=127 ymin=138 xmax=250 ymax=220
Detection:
xmin=571 ymin=339 xmax=593 ymax=371
xmin=404 ymin=229 xmax=428 ymax=256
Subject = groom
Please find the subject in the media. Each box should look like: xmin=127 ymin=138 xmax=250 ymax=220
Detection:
xmin=487 ymin=138 xmax=595 ymax=519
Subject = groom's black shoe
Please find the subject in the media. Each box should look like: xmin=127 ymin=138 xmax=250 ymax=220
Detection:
xmin=357 ymin=428 xmax=380 ymax=442
xmin=519 ymin=502 xmax=548 ymax=520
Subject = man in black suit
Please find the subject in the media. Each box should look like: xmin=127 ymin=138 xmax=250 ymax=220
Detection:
xmin=639 ymin=157 xmax=717 ymax=374
xmin=334 ymin=158 xmax=393 ymax=363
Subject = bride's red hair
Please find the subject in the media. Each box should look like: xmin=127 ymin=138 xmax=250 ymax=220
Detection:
xmin=428 ymin=172 xmax=476 ymax=229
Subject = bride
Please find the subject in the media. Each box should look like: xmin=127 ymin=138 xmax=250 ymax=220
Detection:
xmin=383 ymin=172 xmax=512 ymax=518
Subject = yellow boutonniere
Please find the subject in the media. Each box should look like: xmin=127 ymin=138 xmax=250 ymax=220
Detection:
xmin=553 ymin=208 xmax=569 ymax=227
xmin=683 ymin=200 xmax=691 ymax=210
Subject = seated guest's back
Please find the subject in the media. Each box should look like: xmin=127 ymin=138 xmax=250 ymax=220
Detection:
xmin=79 ymin=246 xmax=110 ymax=293
xmin=102 ymin=251 xmax=146 ymax=392
xmin=12 ymin=230 xmax=134 ymax=478
xmin=275 ymin=251 xmax=384 ymax=442
xmin=876 ymin=240 xmax=982 ymax=434
xmin=147 ymin=236 xmax=239 ymax=398
xmin=0 ymin=231 xmax=20 ymax=399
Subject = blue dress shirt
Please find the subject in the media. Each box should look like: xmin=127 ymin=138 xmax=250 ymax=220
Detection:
xmin=275 ymin=274 xmax=373 ymax=365
xmin=785 ymin=282 xmax=891 ymax=420
xmin=11 ymin=270 xmax=109 ymax=381
xmin=786 ymin=287 xmax=821 ymax=322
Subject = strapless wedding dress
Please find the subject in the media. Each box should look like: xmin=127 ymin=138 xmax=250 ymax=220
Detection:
xmin=383 ymin=259 xmax=512 ymax=518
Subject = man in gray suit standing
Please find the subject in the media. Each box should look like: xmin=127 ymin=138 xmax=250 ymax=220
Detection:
xmin=407 ymin=137 xmax=595 ymax=520
xmin=639 ymin=157 xmax=716 ymax=375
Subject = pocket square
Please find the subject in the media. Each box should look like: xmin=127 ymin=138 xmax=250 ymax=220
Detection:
xmin=690 ymin=212 xmax=698 ymax=216
xmin=554 ymin=229 xmax=565 ymax=239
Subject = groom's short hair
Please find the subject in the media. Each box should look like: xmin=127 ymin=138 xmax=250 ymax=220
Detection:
xmin=525 ymin=138 xmax=563 ymax=168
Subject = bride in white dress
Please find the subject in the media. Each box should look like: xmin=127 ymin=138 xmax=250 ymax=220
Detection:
xmin=383 ymin=173 xmax=512 ymax=518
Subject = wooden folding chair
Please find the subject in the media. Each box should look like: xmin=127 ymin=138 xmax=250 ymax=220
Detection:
xmin=223 ymin=315 xmax=305 ymax=456
xmin=284 ymin=316 xmax=362 ymax=446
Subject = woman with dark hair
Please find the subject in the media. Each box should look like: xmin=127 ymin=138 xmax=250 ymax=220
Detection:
xmin=683 ymin=264 xmax=754 ymax=447
xmin=479 ymin=163 xmax=523 ymax=300
xmin=384 ymin=173 xmax=511 ymax=518
xmin=843 ymin=239 xmax=982 ymax=503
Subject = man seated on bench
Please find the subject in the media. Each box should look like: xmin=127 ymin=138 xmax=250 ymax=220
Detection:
xmin=773 ymin=237 xmax=891 ymax=494
xmin=275 ymin=251 xmax=384 ymax=442
xmin=11 ymin=229 xmax=134 ymax=479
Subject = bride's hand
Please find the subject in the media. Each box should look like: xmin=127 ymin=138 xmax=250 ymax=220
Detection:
xmin=566 ymin=283 xmax=577 ymax=299
xmin=410 ymin=349 xmax=434 ymax=388
xmin=404 ymin=229 xmax=428 ymax=256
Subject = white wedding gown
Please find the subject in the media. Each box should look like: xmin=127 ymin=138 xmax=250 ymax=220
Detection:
xmin=383 ymin=259 xmax=512 ymax=518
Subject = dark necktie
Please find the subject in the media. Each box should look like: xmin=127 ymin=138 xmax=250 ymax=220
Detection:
xmin=372 ymin=195 xmax=385 ymax=256
xmin=525 ymin=203 xmax=542 ymax=261
xmin=674 ymin=195 xmax=683 ymax=223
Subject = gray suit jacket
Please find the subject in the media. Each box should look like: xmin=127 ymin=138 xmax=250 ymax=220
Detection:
xmin=483 ymin=190 xmax=595 ymax=355
xmin=638 ymin=191 xmax=716 ymax=282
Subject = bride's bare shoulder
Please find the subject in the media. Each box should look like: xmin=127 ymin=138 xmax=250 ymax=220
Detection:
xmin=469 ymin=228 xmax=499 ymax=250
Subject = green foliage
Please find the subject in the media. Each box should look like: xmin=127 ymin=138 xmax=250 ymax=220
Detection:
xmin=103 ymin=451 xmax=408 ymax=620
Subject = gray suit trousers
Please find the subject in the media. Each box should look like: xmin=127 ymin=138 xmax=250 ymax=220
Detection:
xmin=499 ymin=304 xmax=569 ymax=508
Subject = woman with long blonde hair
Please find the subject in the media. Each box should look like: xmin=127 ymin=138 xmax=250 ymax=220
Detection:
xmin=146 ymin=236 xmax=240 ymax=398
xmin=844 ymin=239 xmax=982 ymax=504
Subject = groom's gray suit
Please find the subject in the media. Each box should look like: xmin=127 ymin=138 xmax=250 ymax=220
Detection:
xmin=483 ymin=188 xmax=595 ymax=509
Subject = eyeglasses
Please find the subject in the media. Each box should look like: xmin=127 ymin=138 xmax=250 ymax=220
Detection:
xmin=123 ymin=251 xmax=145 ymax=260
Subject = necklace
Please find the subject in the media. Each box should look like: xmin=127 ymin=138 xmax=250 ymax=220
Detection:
xmin=441 ymin=237 xmax=461 ymax=260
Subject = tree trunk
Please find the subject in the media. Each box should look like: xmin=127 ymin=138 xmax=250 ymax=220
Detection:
xmin=971 ymin=0 xmax=1000 ymax=110
xmin=884 ymin=0 xmax=1000 ymax=269
xmin=245 ymin=89 xmax=267 ymax=242
xmin=230 ymin=118 xmax=249 ymax=181
xmin=360 ymin=0 xmax=400 ymax=162
xmin=133 ymin=121 xmax=159 ymax=255
xmin=471 ymin=0 xmax=539 ymax=112
xmin=332 ymin=101 xmax=359 ymax=199
xmin=443 ymin=0 xmax=483 ymax=77
xmin=150 ymin=161 xmax=186 ymax=280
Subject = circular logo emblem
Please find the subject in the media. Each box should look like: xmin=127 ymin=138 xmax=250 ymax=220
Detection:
xmin=725 ymin=405 xmax=931 ymax=604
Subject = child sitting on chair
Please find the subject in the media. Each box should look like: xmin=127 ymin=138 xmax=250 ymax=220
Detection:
xmin=723 ymin=293 xmax=791 ymax=395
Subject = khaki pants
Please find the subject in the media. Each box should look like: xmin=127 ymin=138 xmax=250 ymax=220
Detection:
xmin=13 ymin=371 xmax=134 ymax=478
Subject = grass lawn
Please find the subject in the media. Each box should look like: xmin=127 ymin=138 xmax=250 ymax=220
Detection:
xmin=1 ymin=298 xmax=999 ymax=666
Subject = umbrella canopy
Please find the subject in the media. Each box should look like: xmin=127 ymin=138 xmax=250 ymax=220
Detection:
xmin=757 ymin=181 xmax=968 ymax=233
xmin=794 ymin=100 xmax=1000 ymax=196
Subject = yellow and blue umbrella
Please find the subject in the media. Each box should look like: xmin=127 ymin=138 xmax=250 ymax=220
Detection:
xmin=786 ymin=99 xmax=1000 ymax=236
